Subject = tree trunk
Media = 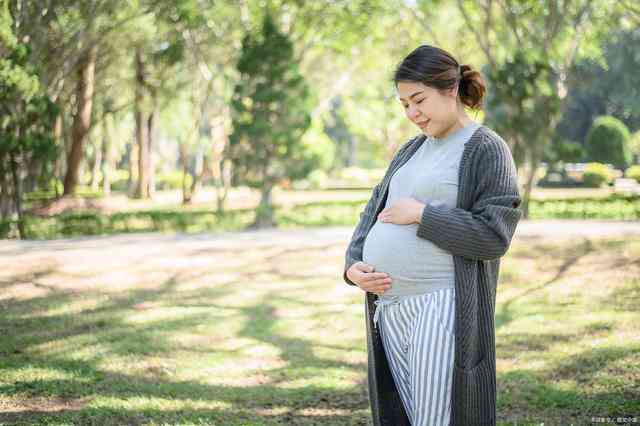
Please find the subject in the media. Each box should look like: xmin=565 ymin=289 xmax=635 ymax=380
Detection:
xmin=189 ymin=147 xmax=204 ymax=201
xmin=0 ymin=158 xmax=9 ymax=220
xmin=24 ymin=159 xmax=39 ymax=194
xmin=63 ymin=45 xmax=97 ymax=196
xmin=212 ymin=127 xmax=230 ymax=213
xmin=127 ymin=141 xmax=138 ymax=196
xmin=215 ymin=158 xmax=231 ymax=213
xmin=90 ymin=136 xmax=102 ymax=192
xmin=347 ymin=135 xmax=357 ymax=167
xmin=520 ymin=141 xmax=545 ymax=219
xmin=9 ymin=151 xmax=25 ymax=239
xmin=101 ymin=110 xmax=113 ymax=196
xmin=147 ymin=107 xmax=156 ymax=197
xmin=180 ymin=143 xmax=191 ymax=204
xmin=52 ymin=109 xmax=63 ymax=197
xmin=249 ymin=183 xmax=276 ymax=229
xmin=134 ymin=47 xmax=149 ymax=199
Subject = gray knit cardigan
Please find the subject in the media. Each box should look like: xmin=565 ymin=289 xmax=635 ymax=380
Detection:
xmin=343 ymin=125 xmax=522 ymax=426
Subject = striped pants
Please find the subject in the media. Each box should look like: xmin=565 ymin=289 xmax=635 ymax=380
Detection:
xmin=373 ymin=288 xmax=456 ymax=426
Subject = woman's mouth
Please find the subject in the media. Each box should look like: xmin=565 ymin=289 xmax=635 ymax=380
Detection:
xmin=418 ymin=119 xmax=430 ymax=128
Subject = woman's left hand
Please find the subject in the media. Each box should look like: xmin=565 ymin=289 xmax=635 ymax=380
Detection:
xmin=377 ymin=197 xmax=426 ymax=225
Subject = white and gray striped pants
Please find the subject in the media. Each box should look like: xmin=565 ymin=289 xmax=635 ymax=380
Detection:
xmin=373 ymin=288 xmax=456 ymax=426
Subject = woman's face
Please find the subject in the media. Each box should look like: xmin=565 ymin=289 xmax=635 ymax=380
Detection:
xmin=396 ymin=81 xmax=458 ymax=138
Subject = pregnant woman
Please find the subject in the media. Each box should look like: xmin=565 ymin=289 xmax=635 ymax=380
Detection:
xmin=343 ymin=45 xmax=522 ymax=426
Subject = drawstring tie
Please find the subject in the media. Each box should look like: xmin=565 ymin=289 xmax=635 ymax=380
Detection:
xmin=373 ymin=295 xmax=401 ymax=328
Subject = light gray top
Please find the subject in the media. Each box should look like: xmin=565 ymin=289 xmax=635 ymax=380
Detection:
xmin=362 ymin=122 xmax=481 ymax=298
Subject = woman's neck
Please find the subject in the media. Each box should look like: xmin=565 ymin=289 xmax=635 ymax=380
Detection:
xmin=433 ymin=113 xmax=475 ymax=139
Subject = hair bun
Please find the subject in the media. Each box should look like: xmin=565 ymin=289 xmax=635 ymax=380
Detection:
xmin=457 ymin=64 xmax=485 ymax=110
xmin=460 ymin=64 xmax=472 ymax=79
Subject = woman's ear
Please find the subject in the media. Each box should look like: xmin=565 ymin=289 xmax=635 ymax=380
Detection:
xmin=447 ymin=84 xmax=458 ymax=99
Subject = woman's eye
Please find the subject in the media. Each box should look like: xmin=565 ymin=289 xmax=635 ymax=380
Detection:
xmin=402 ymin=99 xmax=423 ymax=109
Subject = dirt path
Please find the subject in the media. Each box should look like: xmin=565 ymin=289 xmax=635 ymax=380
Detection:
xmin=2 ymin=219 xmax=639 ymax=258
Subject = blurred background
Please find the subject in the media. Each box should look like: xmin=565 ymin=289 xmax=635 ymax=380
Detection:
xmin=1 ymin=2 xmax=639 ymax=425
xmin=1 ymin=0 xmax=639 ymax=238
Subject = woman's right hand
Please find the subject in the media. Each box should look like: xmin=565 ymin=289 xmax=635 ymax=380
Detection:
xmin=346 ymin=261 xmax=392 ymax=295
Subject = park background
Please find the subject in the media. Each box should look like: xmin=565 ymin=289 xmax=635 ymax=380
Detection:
xmin=1 ymin=0 xmax=639 ymax=425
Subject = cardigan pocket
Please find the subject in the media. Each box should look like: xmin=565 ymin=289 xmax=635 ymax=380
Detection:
xmin=453 ymin=356 xmax=496 ymax=424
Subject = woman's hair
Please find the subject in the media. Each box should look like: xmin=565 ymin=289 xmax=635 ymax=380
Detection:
xmin=392 ymin=45 xmax=486 ymax=110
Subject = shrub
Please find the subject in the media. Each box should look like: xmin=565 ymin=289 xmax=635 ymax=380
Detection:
xmin=625 ymin=165 xmax=640 ymax=183
xmin=156 ymin=171 xmax=192 ymax=190
xmin=585 ymin=116 xmax=632 ymax=169
xmin=307 ymin=169 xmax=329 ymax=189
xmin=110 ymin=169 xmax=130 ymax=192
xmin=545 ymin=139 xmax=586 ymax=163
xmin=582 ymin=162 xmax=615 ymax=187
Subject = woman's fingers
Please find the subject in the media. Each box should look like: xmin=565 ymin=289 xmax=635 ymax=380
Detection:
xmin=361 ymin=276 xmax=392 ymax=293
xmin=353 ymin=269 xmax=392 ymax=293
xmin=361 ymin=272 xmax=391 ymax=282
xmin=360 ymin=271 xmax=387 ymax=279
xmin=364 ymin=277 xmax=392 ymax=287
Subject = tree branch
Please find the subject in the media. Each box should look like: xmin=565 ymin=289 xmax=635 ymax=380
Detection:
xmin=405 ymin=4 xmax=442 ymax=46
xmin=457 ymin=0 xmax=497 ymax=72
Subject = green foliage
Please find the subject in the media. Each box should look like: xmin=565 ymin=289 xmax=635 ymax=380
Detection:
xmin=5 ymin=193 xmax=640 ymax=239
xmin=0 ymin=11 xmax=58 ymax=221
xmin=110 ymin=169 xmax=130 ymax=192
xmin=625 ymin=165 xmax=640 ymax=183
xmin=0 ymin=1 xmax=15 ymax=50
xmin=528 ymin=195 xmax=640 ymax=220
xmin=544 ymin=140 xmax=586 ymax=164
xmin=485 ymin=52 xmax=561 ymax=169
xmin=305 ymin=169 xmax=329 ymax=189
xmin=228 ymin=12 xmax=314 ymax=189
xmin=582 ymin=162 xmax=616 ymax=187
xmin=0 ymin=208 xmax=255 ymax=239
xmin=0 ymin=2 xmax=37 ymax=99
xmin=585 ymin=116 xmax=632 ymax=169
xmin=629 ymin=130 xmax=640 ymax=161
xmin=285 ymin=122 xmax=335 ymax=182
xmin=156 ymin=171 xmax=193 ymax=190
xmin=557 ymin=29 xmax=640 ymax=145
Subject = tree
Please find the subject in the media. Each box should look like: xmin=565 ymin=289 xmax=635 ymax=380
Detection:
xmin=555 ymin=28 xmax=640 ymax=146
xmin=228 ymin=12 xmax=313 ymax=228
xmin=484 ymin=52 xmax=561 ymax=216
xmin=63 ymin=44 xmax=97 ymax=195
xmin=0 ymin=3 xmax=57 ymax=237
xmin=455 ymin=0 xmax=622 ymax=217
xmin=585 ymin=116 xmax=632 ymax=170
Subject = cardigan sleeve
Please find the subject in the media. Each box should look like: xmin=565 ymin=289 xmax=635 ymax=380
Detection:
xmin=415 ymin=135 xmax=522 ymax=261
xmin=343 ymin=182 xmax=381 ymax=286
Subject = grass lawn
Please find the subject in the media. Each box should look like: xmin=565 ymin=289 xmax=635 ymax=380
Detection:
xmin=0 ymin=232 xmax=638 ymax=425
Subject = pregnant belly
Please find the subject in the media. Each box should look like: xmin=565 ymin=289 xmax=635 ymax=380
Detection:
xmin=362 ymin=221 xmax=454 ymax=283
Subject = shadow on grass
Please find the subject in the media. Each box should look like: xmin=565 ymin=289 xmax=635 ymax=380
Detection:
xmin=2 ymin=234 xmax=638 ymax=425
xmin=497 ymin=343 xmax=639 ymax=425
xmin=496 ymin=238 xmax=595 ymax=330
xmin=0 ymin=261 xmax=371 ymax=425
xmin=493 ymin=237 xmax=639 ymax=423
